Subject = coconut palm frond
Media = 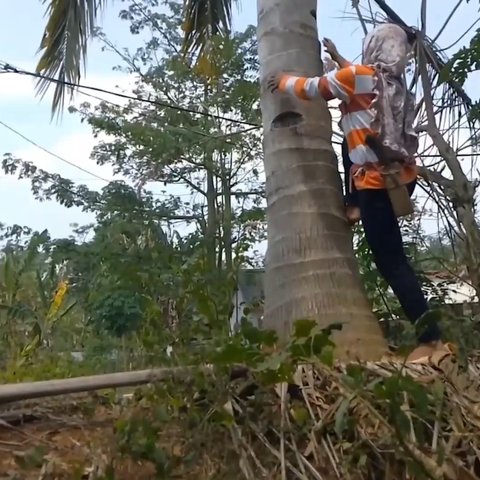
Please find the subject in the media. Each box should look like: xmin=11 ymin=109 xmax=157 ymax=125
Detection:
xmin=182 ymin=0 xmax=239 ymax=59
xmin=35 ymin=0 xmax=107 ymax=117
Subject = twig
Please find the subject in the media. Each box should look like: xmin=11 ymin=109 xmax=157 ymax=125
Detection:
xmin=437 ymin=18 xmax=480 ymax=52
xmin=284 ymin=402 xmax=309 ymax=478
xmin=321 ymin=436 xmax=341 ymax=478
xmin=247 ymin=420 xmax=309 ymax=479
xmin=230 ymin=424 xmax=257 ymax=480
xmin=417 ymin=166 xmax=454 ymax=190
xmin=353 ymin=1 xmax=369 ymax=35
xmin=270 ymin=427 xmax=325 ymax=480
xmin=372 ymin=0 xmax=473 ymax=108
xmin=280 ymin=383 xmax=287 ymax=480
xmin=418 ymin=41 xmax=480 ymax=295
xmin=231 ymin=423 xmax=268 ymax=476
xmin=420 ymin=0 xmax=427 ymax=35
xmin=432 ymin=0 xmax=465 ymax=44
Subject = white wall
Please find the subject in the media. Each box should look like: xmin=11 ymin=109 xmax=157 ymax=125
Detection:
xmin=229 ymin=290 xmax=262 ymax=334
xmin=429 ymin=279 xmax=478 ymax=304
xmin=229 ymin=289 xmax=245 ymax=334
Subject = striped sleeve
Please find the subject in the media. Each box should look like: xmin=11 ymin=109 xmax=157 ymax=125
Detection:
xmin=323 ymin=66 xmax=356 ymax=102
xmin=278 ymin=75 xmax=334 ymax=101
xmin=278 ymin=66 xmax=357 ymax=103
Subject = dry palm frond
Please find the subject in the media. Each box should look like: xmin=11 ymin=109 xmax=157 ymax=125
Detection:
xmin=35 ymin=0 xmax=107 ymax=117
xmin=230 ymin=355 xmax=480 ymax=479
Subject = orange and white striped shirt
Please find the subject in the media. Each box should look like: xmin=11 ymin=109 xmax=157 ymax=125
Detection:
xmin=278 ymin=66 xmax=417 ymax=190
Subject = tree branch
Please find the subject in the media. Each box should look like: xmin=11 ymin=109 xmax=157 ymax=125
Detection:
xmin=417 ymin=166 xmax=454 ymax=190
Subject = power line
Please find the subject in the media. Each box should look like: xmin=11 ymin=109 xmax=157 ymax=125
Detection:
xmin=0 ymin=120 xmax=264 ymax=203
xmin=0 ymin=62 xmax=261 ymax=129
xmin=0 ymin=120 xmax=110 ymax=182
xmin=75 ymin=88 xmax=260 ymax=140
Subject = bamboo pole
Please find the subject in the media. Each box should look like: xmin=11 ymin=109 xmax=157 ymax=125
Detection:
xmin=0 ymin=366 xmax=212 ymax=405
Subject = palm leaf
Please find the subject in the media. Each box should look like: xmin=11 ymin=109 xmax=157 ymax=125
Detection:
xmin=182 ymin=0 xmax=238 ymax=59
xmin=35 ymin=0 xmax=107 ymax=117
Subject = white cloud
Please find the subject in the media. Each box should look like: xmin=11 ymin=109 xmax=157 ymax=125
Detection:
xmin=0 ymin=65 xmax=137 ymax=108
xmin=0 ymin=131 xmax=121 ymax=238
xmin=0 ymin=128 xmax=192 ymax=238
xmin=6 ymin=131 xmax=121 ymax=185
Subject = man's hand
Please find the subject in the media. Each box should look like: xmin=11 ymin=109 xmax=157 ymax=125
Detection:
xmin=345 ymin=205 xmax=361 ymax=225
xmin=266 ymin=74 xmax=282 ymax=94
xmin=322 ymin=38 xmax=339 ymax=60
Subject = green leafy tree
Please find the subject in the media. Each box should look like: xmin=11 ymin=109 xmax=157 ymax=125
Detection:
xmin=72 ymin=3 xmax=263 ymax=273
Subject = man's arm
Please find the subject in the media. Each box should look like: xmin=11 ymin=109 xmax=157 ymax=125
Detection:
xmin=333 ymin=54 xmax=352 ymax=69
xmin=322 ymin=38 xmax=352 ymax=69
xmin=267 ymin=67 xmax=355 ymax=103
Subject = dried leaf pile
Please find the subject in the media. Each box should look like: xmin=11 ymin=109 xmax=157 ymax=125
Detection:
xmin=228 ymin=352 xmax=480 ymax=480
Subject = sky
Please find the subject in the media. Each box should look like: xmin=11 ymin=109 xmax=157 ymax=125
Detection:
xmin=0 ymin=0 xmax=478 ymax=239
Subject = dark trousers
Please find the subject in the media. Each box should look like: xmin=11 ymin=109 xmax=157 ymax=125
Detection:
xmin=342 ymin=140 xmax=441 ymax=343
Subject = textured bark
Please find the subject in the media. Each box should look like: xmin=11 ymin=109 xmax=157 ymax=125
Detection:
xmin=257 ymin=0 xmax=388 ymax=360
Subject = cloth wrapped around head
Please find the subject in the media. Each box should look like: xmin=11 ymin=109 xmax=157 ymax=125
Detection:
xmin=362 ymin=23 xmax=418 ymax=163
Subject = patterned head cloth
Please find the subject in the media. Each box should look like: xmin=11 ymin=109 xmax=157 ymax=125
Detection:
xmin=362 ymin=23 xmax=418 ymax=162
xmin=362 ymin=23 xmax=410 ymax=76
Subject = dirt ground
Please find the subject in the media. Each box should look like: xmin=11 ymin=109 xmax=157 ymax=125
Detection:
xmin=0 ymin=393 xmax=163 ymax=479
xmin=0 ymin=390 xmax=239 ymax=480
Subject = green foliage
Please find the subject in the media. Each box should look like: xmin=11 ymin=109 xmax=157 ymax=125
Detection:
xmin=89 ymin=290 xmax=144 ymax=337
xmin=213 ymin=319 xmax=341 ymax=385
xmin=108 ymin=320 xmax=447 ymax=479
xmin=35 ymin=0 xmax=108 ymax=116
xmin=440 ymin=28 xmax=480 ymax=87
xmin=0 ymin=226 xmax=79 ymax=365
xmin=439 ymin=24 xmax=480 ymax=121
xmin=116 ymin=413 xmax=172 ymax=477
xmin=14 ymin=446 xmax=48 ymax=470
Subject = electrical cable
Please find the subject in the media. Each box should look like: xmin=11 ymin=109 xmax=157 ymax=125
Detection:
xmin=0 ymin=62 xmax=260 ymax=129
xmin=0 ymin=119 xmax=110 ymax=182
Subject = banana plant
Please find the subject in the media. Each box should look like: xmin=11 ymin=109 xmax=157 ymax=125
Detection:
xmin=0 ymin=240 xmax=77 ymax=365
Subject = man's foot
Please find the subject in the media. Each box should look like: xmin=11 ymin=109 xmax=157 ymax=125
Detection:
xmin=406 ymin=342 xmax=438 ymax=363
xmin=406 ymin=341 xmax=456 ymax=364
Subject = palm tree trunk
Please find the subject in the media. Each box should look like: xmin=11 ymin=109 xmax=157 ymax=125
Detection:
xmin=257 ymin=0 xmax=388 ymax=360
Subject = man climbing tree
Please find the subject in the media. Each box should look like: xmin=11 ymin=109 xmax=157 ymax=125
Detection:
xmin=267 ymin=22 xmax=452 ymax=363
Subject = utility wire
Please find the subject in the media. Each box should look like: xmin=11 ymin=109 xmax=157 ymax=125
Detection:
xmin=0 ymin=120 xmax=110 ymax=182
xmin=0 ymin=120 xmax=264 ymax=201
xmin=0 ymin=62 xmax=261 ymax=129
xmin=2 ymin=62 xmax=468 ymax=163
xmin=76 ymin=88 xmax=260 ymax=140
